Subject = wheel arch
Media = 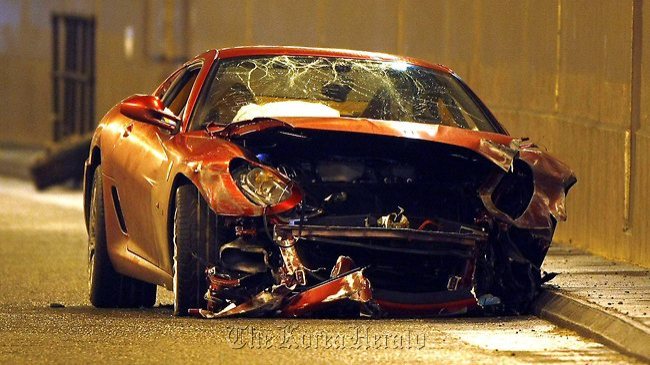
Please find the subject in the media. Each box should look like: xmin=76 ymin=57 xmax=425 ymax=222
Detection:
xmin=166 ymin=173 xmax=194 ymax=265
xmin=84 ymin=146 xmax=102 ymax=231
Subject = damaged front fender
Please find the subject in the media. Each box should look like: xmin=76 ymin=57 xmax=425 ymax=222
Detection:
xmin=183 ymin=156 xmax=303 ymax=217
xmin=480 ymin=144 xmax=576 ymax=230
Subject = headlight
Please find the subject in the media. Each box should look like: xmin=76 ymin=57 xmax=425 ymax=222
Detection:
xmin=232 ymin=163 xmax=293 ymax=206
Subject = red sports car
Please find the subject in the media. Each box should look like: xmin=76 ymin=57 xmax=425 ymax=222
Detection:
xmin=84 ymin=46 xmax=575 ymax=317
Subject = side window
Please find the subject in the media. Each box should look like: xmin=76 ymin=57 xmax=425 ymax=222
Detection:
xmin=162 ymin=65 xmax=201 ymax=117
xmin=154 ymin=68 xmax=183 ymax=99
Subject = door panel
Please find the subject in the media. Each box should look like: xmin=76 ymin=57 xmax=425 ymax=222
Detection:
xmin=110 ymin=122 xmax=171 ymax=265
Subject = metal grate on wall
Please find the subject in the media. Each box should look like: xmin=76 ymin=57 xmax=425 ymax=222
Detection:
xmin=52 ymin=14 xmax=96 ymax=141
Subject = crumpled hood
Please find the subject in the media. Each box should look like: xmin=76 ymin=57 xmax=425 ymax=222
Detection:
xmin=215 ymin=116 xmax=519 ymax=171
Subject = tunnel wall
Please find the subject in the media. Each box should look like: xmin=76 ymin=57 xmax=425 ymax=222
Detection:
xmin=0 ymin=0 xmax=182 ymax=146
xmin=0 ymin=0 xmax=647 ymax=267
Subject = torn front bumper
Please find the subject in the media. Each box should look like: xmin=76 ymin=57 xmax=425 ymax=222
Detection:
xmin=191 ymin=224 xmax=489 ymax=318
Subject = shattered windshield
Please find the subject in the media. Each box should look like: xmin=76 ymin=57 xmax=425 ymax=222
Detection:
xmin=193 ymin=55 xmax=497 ymax=132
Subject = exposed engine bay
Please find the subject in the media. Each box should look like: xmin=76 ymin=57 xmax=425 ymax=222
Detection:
xmin=190 ymin=123 xmax=575 ymax=318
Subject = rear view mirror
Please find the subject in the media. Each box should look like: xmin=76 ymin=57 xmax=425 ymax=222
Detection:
xmin=119 ymin=95 xmax=180 ymax=131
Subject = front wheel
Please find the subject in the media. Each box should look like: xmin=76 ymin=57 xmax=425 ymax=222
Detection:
xmin=172 ymin=184 xmax=215 ymax=316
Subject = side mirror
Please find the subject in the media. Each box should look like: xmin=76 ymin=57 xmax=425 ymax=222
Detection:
xmin=119 ymin=95 xmax=180 ymax=131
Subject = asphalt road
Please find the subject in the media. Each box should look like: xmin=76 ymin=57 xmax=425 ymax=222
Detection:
xmin=0 ymin=177 xmax=641 ymax=364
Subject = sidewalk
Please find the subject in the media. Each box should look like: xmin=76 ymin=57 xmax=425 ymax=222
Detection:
xmin=534 ymin=244 xmax=650 ymax=362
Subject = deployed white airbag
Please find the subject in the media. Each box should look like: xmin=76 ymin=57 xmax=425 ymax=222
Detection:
xmin=232 ymin=101 xmax=340 ymax=122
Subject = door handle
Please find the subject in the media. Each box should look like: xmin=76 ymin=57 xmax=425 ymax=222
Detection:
xmin=123 ymin=124 xmax=133 ymax=137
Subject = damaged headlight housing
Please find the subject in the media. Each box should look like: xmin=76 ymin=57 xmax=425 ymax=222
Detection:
xmin=491 ymin=160 xmax=534 ymax=219
xmin=232 ymin=161 xmax=293 ymax=206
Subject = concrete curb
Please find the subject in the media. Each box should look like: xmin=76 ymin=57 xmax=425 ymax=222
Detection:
xmin=0 ymin=146 xmax=44 ymax=180
xmin=532 ymin=287 xmax=650 ymax=363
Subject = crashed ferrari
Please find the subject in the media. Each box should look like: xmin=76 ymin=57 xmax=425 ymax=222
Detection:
xmin=84 ymin=46 xmax=575 ymax=318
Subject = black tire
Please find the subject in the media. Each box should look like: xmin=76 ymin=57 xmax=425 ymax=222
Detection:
xmin=88 ymin=165 xmax=157 ymax=308
xmin=173 ymin=184 xmax=215 ymax=316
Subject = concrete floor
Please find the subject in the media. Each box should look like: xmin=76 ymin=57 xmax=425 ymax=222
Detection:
xmin=0 ymin=177 xmax=640 ymax=364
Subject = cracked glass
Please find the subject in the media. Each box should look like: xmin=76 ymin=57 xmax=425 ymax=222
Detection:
xmin=193 ymin=55 xmax=497 ymax=132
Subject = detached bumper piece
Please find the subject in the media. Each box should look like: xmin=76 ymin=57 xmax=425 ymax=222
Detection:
xmin=190 ymin=265 xmax=375 ymax=319
xmin=190 ymin=224 xmax=488 ymax=318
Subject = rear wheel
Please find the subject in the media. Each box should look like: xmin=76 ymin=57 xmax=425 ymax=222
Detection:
xmin=173 ymin=184 xmax=216 ymax=316
xmin=88 ymin=165 xmax=157 ymax=308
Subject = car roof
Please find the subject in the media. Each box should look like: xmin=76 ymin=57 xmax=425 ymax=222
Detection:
xmin=208 ymin=46 xmax=454 ymax=74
